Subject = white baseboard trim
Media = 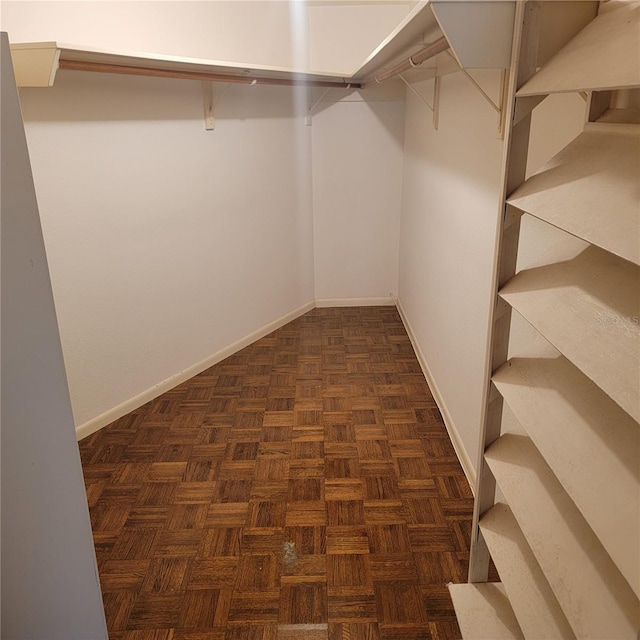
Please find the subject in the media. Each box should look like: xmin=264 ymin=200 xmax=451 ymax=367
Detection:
xmin=76 ymin=300 xmax=317 ymax=441
xmin=315 ymin=296 xmax=395 ymax=308
xmin=394 ymin=296 xmax=477 ymax=490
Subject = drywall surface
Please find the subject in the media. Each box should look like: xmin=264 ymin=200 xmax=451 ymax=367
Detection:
xmin=19 ymin=70 xmax=315 ymax=430
xmin=1 ymin=33 xmax=107 ymax=638
xmin=312 ymin=91 xmax=405 ymax=304
xmin=397 ymin=70 xmax=505 ymax=480
xmin=308 ymin=1 xmax=416 ymax=73
xmin=2 ymin=1 xmax=308 ymax=69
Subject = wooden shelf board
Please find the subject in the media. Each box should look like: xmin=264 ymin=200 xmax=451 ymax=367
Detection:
xmin=480 ymin=503 xmax=575 ymax=640
xmin=10 ymin=41 xmax=356 ymax=88
xmin=499 ymin=231 xmax=640 ymax=423
xmin=507 ymin=127 xmax=640 ymax=266
xmin=485 ymin=433 xmax=640 ymax=639
xmin=517 ymin=1 xmax=640 ymax=96
xmin=448 ymin=582 xmax=523 ymax=640
xmin=596 ymin=108 xmax=640 ymax=125
xmin=493 ymin=354 xmax=640 ymax=599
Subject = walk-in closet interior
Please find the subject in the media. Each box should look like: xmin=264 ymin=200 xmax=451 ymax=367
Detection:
xmin=1 ymin=1 xmax=638 ymax=638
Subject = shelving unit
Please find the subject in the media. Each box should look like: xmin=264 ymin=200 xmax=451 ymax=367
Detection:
xmin=493 ymin=352 xmax=640 ymax=597
xmin=485 ymin=433 xmax=639 ymax=639
xmin=451 ymin=1 xmax=640 ymax=638
xmin=516 ymin=0 xmax=640 ymax=95
xmin=448 ymin=583 xmax=523 ymax=640
xmin=507 ymin=127 xmax=640 ymax=266
xmin=499 ymin=232 xmax=639 ymax=422
xmin=479 ymin=503 xmax=575 ymax=640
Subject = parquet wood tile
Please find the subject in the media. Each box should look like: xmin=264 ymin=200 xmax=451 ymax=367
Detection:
xmin=79 ymin=307 xmax=476 ymax=639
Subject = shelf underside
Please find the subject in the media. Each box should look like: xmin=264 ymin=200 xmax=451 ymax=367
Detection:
xmin=508 ymin=127 xmax=640 ymax=266
xmin=517 ymin=1 xmax=640 ymax=96
xmin=448 ymin=582 xmax=523 ymax=640
xmin=493 ymin=353 xmax=640 ymax=599
xmin=499 ymin=229 xmax=640 ymax=424
xmin=480 ymin=503 xmax=575 ymax=640
xmin=485 ymin=433 xmax=640 ymax=639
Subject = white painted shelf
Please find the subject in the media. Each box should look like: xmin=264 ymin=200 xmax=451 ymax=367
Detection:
xmin=596 ymin=108 xmax=640 ymax=125
xmin=479 ymin=503 xmax=575 ymax=640
xmin=9 ymin=41 xmax=354 ymax=89
xmin=493 ymin=354 xmax=640 ymax=599
xmin=485 ymin=433 xmax=640 ymax=639
xmin=507 ymin=127 xmax=640 ymax=266
xmin=517 ymin=1 xmax=640 ymax=96
xmin=9 ymin=4 xmax=446 ymax=89
xmin=448 ymin=583 xmax=523 ymax=640
xmin=499 ymin=231 xmax=640 ymax=423
xmin=466 ymin=5 xmax=640 ymax=640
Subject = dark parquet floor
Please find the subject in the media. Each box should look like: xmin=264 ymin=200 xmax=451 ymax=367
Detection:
xmin=78 ymin=306 xmax=476 ymax=640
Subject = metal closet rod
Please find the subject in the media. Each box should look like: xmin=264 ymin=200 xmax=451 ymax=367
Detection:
xmin=360 ymin=36 xmax=450 ymax=89
xmin=58 ymin=59 xmax=360 ymax=89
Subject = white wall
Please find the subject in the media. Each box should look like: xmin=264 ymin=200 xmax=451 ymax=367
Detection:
xmin=19 ymin=70 xmax=315 ymax=433
xmin=4 ymin=1 xmax=412 ymax=433
xmin=308 ymin=1 xmax=416 ymax=73
xmin=312 ymin=87 xmax=405 ymax=305
xmin=1 ymin=33 xmax=106 ymax=639
xmin=397 ymin=70 xmax=505 ymax=481
xmin=2 ymin=1 xmax=307 ymax=69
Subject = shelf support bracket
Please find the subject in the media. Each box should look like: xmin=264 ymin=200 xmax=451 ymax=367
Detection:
xmin=399 ymin=73 xmax=440 ymax=130
xmin=306 ymin=87 xmax=332 ymax=126
xmin=445 ymin=50 xmax=508 ymax=137
xmin=202 ymin=81 xmax=231 ymax=131
xmin=398 ymin=73 xmax=433 ymax=113
xmin=433 ymin=75 xmax=441 ymax=131
xmin=203 ymin=81 xmax=215 ymax=130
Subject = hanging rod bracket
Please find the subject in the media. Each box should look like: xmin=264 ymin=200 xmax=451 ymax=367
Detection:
xmin=306 ymin=87 xmax=332 ymax=126
xmin=202 ymin=81 xmax=231 ymax=131
xmin=203 ymin=81 xmax=215 ymax=130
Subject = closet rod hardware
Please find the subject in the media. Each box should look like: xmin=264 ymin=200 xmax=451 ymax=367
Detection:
xmin=360 ymin=36 xmax=450 ymax=89
xmin=202 ymin=81 xmax=231 ymax=131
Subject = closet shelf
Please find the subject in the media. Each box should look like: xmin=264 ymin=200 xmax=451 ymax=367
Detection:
xmin=485 ymin=433 xmax=640 ymax=639
xmin=595 ymin=109 xmax=640 ymax=125
xmin=517 ymin=1 xmax=640 ymax=96
xmin=9 ymin=3 xmax=447 ymax=90
xmin=448 ymin=582 xmax=523 ymax=640
xmin=479 ymin=503 xmax=575 ymax=640
xmin=493 ymin=354 xmax=640 ymax=599
xmin=9 ymin=41 xmax=356 ymax=89
xmin=507 ymin=127 xmax=640 ymax=266
xmin=499 ymin=232 xmax=640 ymax=423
